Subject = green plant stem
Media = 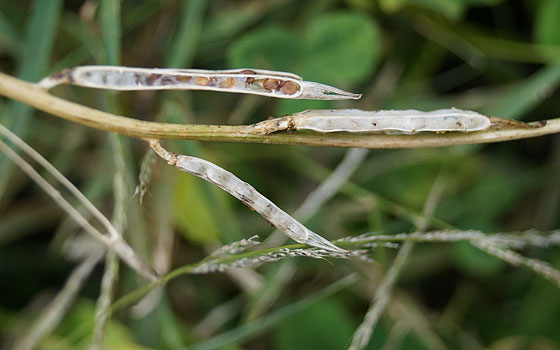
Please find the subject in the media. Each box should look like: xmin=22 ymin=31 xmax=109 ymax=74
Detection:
xmin=107 ymin=228 xmax=560 ymax=316
xmin=1 ymin=72 xmax=559 ymax=148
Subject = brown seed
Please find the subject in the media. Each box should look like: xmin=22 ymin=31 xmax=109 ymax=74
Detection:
xmin=263 ymin=78 xmax=284 ymax=91
xmin=240 ymin=69 xmax=257 ymax=84
xmin=195 ymin=76 xmax=214 ymax=86
xmin=219 ymin=77 xmax=237 ymax=88
xmin=281 ymin=81 xmax=300 ymax=95
xmin=176 ymin=75 xmax=192 ymax=82
xmin=146 ymin=74 xmax=162 ymax=85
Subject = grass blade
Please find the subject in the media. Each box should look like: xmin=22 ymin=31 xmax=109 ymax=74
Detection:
xmin=165 ymin=0 xmax=209 ymax=68
xmin=0 ymin=0 xmax=62 ymax=198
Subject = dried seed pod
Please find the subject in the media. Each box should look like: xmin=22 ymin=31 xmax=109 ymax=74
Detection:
xmin=38 ymin=65 xmax=361 ymax=100
xmin=291 ymin=109 xmax=493 ymax=133
xmin=149 ymin=140 xmax=346 ymax=253
xmin=252 ymin=108 xmax=496 ymax=134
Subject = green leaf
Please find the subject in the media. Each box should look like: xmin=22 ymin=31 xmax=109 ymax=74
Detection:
xmin=366 ymin=157 xmax=445 ymax=209
xmin=158 ymin=295 xmax=193 ymax=349
xmin=46 ymin=299 xmax=151 ymax=350
xmin=165 ymin=0 xmax=209 ymax=68
xmin=378 ymin=0 xmax=500 ymax=20
xmin=201 ymin=3 xmax=270 ymax=43
xmin=481 ymin=65 xmax=560 ymax=118
xmin=452 ymin=241 xmax=505 ymax=277
xmin=99 ymin=0 xmax=121 ymax=65
xmin=273 ymin=299 xmax=356 ymax=350
xmin=535 ymin=0 xmax=560 ymax=46
xmin=300 ymin=11 xmax=381 ymax=84
xmin=0 ymin=10 xmax=23 ymax=58
xmin=0 ymin=0 xmax=63 ymax=198
xmin=441 ymin=172 xmax=523 ymax=232
xmin=15 ymin=0 xmax=63 ymax=81
xmin=228 ymin=26 xmax=299 ymax=71
xmin=276 ymin=99 xmax=332 ymax=117
xmin=378 ymin=0 xmax=465 ymax=20
xmin=518 ymin=265 xmax=560 ymax=334
xmin=174 ymin=172 xmax=221 ymax=245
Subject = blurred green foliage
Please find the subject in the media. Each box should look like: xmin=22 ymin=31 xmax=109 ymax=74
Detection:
xmin=273 ymin=299 xmax=357 ymax=350
xmin=535 ymin=0 xmax=560 ymax=46
xmin=0 ymin=0 xmax=559 ymax=349
xmin=229 ymin=11 xmax=380 ymax=114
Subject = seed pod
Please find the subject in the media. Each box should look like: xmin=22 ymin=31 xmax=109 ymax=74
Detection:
xmin=148 ymin=140 xmax=346 ymax=252
xmin=288 ymin=109 xmax=493 ymax=133
xmin=38 ymin=65 xmax=361 ymax=100
xmin=252 ymin=108 xmax=495 ymax=134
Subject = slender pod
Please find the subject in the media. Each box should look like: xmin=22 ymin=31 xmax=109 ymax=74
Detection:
xmin=38 ymin=66 xmax=361 ymax=100
xmin=148 ymin=140 xmax=346 ymax=253
xmin=252 ymin=108 xmax=496 ymax=134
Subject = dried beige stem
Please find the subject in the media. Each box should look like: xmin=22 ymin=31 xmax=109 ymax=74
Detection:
xmin=0 ymin=126 xmax=157 ymax=281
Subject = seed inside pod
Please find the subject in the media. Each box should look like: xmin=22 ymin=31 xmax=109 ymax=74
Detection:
xmin=145 ymin=74 xmax=162 ymax=85
xmin=219 ymin=77 xmax=237 ymax=88
xmin=161 ymin=76 xmax=175 ymax=85
xmin=40 ymin=66 xmax=361 ymax=101
xmin=196 ymin=76 xmax=214 ymax=86
xmin=175 ymin=75 xmax=192 ymax=82
xmin=281 ymin=80 xmax=300 ymax=95
xmin=263 ymin=78 xmax=284 ymax=91
xmin=240 ymin=69 xmax=257 ymax=84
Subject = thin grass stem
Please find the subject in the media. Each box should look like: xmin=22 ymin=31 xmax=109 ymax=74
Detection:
xmin=348 ymin=176 xmax=446 ymax=350
xmin=0 ymin=127 xmax=157 ymax=280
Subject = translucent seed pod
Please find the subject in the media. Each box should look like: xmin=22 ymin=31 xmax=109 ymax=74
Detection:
xmin=38 ymin=66 xmax=361 ymax=100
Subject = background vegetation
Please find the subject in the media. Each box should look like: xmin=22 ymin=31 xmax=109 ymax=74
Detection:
xmin=0 ymin=0 xmax=559 ymax=349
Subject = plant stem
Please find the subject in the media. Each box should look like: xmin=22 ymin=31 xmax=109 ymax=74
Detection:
xmin=1 ymin=72 xmax=559 ymax=148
